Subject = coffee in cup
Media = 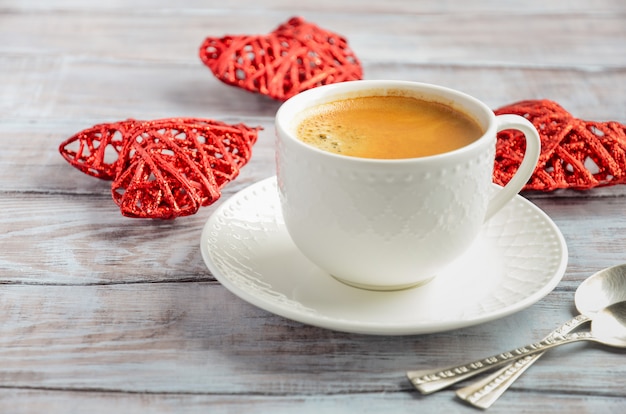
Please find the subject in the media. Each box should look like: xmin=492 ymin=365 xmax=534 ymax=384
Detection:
xmin=296 ymin=94 xmax=484 ymax=159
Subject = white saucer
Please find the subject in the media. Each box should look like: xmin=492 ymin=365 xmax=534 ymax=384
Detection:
xmin=200 ymin=177 xmax=568 ymax=335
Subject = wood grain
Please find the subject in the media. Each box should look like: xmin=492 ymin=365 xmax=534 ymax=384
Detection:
xmin=1 ymin=1 xmax=625 ymax=412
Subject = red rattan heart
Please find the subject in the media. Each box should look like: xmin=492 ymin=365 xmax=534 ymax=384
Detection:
xmin=199 ymin=17 xmax=363 ymax=101
xmin=60 ymin=118 xmax=260 ymax=218
xmin=494 ymin=99 xmax=626 ymax=191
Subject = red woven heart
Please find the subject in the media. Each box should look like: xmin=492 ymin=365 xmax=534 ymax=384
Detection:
xmin=59 ymin=118 xmax=260 ymax=218
xmin=494 ymin=99 xmax=626 ymax=191
xmin=199 ymin=16 xmax=363 ymax=101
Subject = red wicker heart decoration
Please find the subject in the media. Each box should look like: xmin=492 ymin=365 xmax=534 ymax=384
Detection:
xmin=199 ymin=16 xmax=363 ymax=101
xmin=494 ymin=99 xmax=626 ymax=191
xmin=59 ymin=118 xmax=260 ymax=218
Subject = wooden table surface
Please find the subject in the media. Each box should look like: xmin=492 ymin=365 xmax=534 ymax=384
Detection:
xmin=2 ymin=1 xmax=625 ymax=412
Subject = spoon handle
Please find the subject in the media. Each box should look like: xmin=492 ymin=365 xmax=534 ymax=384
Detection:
xmin=455 ymin=314 xmax=590 ymax=408
xmin=406 ymin=328 xmax=594 ymax=394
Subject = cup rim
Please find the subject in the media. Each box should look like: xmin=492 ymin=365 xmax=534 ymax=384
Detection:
xmin=275 ymin=80 xmax=497 ymax=164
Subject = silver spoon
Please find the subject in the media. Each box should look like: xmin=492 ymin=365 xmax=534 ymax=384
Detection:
xmin=407 ymin=264 xmax=626 ymax=395
xmin=456 ymin=264 xmax=626 ymax=409
xmin=407 ymin=297 xmax=626 ymax=395
xmin=407 ymin=301 xmax=626 ymax=394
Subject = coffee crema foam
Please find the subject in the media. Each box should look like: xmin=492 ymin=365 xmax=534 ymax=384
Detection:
xmin=296 ymin=95 xmax=484 ymax=159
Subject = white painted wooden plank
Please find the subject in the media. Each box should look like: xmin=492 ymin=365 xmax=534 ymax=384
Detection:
xmin=0 ymin=389 xmax=626 ymax=414
xmin=0 ymin=389 xmax=622 ymax=414
xmin=1 ymin=59 xmax=624 ymax=198
xmin=0 ymin=183 xmax=625 ymax=284
xmin=1 ymin=11 xmax=624 ymax=69
xmin=1 ymin=56 xmax=624 ymax=123
xmin=0 ymin=284 xmax=623 ymax=398
xmin=4 ymin=0 xmax=624 ymax=15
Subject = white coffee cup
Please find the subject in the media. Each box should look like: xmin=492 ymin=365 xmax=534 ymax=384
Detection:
xmin=275 ymin=80 xmax=540 ymax=291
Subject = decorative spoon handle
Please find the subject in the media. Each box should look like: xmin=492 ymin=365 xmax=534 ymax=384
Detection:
xmin=455 ymin=314 xmax=590 ymax=409
xmin=406 ymin=324 xmax=594 ymax=395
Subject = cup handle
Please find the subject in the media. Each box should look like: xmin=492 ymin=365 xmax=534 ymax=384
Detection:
xmin=484 ymin=114 xmax=541 ymax=221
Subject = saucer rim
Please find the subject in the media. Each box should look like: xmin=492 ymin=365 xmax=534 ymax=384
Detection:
xmin=200 ymin=176 xmax=568 ymax=335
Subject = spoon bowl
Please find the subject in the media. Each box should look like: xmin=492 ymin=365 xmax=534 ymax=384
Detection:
xmin=576 ymin=263 xmax=626 ymax=316
xmin=591 ymin=300 xmax=626 ymax=347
